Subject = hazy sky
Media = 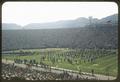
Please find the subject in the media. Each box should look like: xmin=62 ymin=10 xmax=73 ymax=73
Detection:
xmin=2 ymin=2 xmax=118 ymax=26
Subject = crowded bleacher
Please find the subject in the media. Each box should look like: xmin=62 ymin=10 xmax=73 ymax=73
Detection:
xmin=2 ymin=62 xmax=96 ymax=80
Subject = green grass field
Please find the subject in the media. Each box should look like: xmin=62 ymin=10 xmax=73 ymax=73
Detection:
xmin=2 ymin=48 xmax=118 ymax=77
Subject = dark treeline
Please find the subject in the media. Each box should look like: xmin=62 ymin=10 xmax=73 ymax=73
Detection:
xmin=2 ymin=23 xmax=118 ymax=51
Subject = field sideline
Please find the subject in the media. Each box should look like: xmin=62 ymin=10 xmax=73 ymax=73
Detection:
xmin=2 ymin=59 xmax=116 ymax=80
xmin=2 ymin=48 xmax=118 ymax=77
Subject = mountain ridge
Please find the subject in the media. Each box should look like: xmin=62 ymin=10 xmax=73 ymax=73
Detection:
xmin=2 ymin=13 xmax=118 ymax=30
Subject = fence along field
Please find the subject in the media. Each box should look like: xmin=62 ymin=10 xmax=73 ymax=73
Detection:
xmin=2 ymin=48 xmax=118 ymax=77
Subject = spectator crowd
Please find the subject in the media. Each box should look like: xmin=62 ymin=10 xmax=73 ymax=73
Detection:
xmin=2 ymin=63 xmax=96 ymax=80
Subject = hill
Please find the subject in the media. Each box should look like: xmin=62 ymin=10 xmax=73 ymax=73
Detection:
xmin=2 ymin=23 xmax=22 ymax=30
xmin=2 ymin=24 xmax=118 ymax=51
xmin=2 ymin=14 xmax=118 ymax=51
xmin=2 ymin=14 xmax=118 ymax=30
